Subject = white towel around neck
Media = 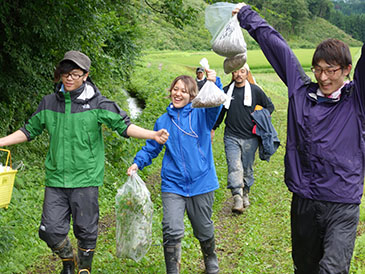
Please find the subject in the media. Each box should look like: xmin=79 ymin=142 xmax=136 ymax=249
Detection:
xmin=224 ymin=80 xmax=251 ymax=109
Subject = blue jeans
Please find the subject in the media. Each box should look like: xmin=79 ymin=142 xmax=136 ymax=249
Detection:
xmin=224 ymin=135 xmax=258 ymax=196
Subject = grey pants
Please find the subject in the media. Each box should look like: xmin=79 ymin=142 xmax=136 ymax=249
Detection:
xmin=162 ymin=191 xmax=215 ymax=244
xmin=39 ymin=186 xmax=99 ymax=249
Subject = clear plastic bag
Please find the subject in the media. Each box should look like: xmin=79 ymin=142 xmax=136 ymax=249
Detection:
xmin=205 ymin=3 xmax=247 ymax=74
xmin=205 ymin=2 xmax=236 ymax=42
xmin=192 ymin=58 xmax=228 ymax=108
xmin=192 ymin=80 xmax=227 ymax=108
xmin=211 ymin=14 xmax=247 ymax=58
xmin=115 ymin=172 xmax=153 ymax=262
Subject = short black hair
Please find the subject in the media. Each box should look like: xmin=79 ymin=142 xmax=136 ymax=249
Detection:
xmin=53 ymin=60 xmax=87 ymax=82
xmin=312 ymin=39 xmax=352 ymax=69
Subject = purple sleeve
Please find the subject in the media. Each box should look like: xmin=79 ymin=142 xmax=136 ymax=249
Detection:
xmin=354 ymin=44 xmax=365 ymax=108
xmin=237 ymin=6 xmax=311 ymax=97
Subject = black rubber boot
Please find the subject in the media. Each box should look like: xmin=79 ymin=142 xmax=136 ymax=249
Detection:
xmin=78 ymin=246 xmax=95 ymax=274
xmin=163 ymin=241 xmax=181 ymax=274
xmin=61 ymin=260 xmax=75 ymax=274
xmin=51 ymin=237 xmax=76 ymax=274
xmin=200 ymin=237 xmax=219 ymax=274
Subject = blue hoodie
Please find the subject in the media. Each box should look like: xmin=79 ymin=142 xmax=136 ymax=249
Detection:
xmin=238 ymin=6 xmax=365 ymax=204
xmin=133 ymin=102 xmax=222 ymax=197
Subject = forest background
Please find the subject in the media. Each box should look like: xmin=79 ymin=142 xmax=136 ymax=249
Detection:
xmin=0 ymin=0 xmax=364 ymax=273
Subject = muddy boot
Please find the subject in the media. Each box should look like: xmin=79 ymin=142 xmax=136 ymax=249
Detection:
xmin=52 ymin=237 xmax=76 ymax=274
xmin=163 ymin=241 xmax=181 ymax=274
xmin=232 ymin=194 xmax=244 ymax=214
xmin=242 ymin=188 xmax=250 ymax=208
xmin=200 ymin=237 xmax=219 ymax=274
xmin=78 ymin=246 xmax=95 ymax=274
xmin=232 ymin=187 xmax=244 ymax=214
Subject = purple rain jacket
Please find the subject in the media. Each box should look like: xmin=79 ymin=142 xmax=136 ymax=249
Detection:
xmin=238 ymin=5 xmax=365 ymax=204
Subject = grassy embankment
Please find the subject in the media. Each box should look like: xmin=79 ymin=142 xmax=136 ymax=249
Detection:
xmin=0 ymin=48 xmax=364 ymax=273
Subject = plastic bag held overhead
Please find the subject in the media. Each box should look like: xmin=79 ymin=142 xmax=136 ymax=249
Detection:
xmin=192 ymin=58 xmax=228 ymax=108
xmin=205 ymin=3 xmax=247 ymax=74
xmin=211 ymin=14 xmax=247 ymax=58
xmin=115 ymin=172 xmax=153 ymax=262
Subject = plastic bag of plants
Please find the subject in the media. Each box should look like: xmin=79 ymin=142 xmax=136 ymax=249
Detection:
xmin=115 ymin=172 xmax=153 ymax=262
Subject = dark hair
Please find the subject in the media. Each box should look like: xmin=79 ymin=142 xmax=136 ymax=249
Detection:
xmin=168 ymin=75 xmax=198 ymax=100
xmin=53 ymin=60 xmax=87 ymax=82
xmin=312 ymin=39 xmax=352 ymax=70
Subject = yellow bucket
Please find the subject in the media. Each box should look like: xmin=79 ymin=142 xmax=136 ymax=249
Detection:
xmin=0 ymin=149 xmax=17 ymax=209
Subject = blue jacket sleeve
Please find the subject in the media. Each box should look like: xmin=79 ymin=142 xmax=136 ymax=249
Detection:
xmin=237 ymin=6 xmax=311 ymax=98
xmin=214 ymin=76 xmax=223 ymax=90
xmin=133 ymin=121 xmax=164 ymax=170
xmin=205 ymin=104 xmax=223 ymax=130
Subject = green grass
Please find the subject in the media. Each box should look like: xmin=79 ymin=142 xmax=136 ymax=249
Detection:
xmin=142 ymin=47 xmax=362 ymax=74
xmin=1 ymin=49 xmax=364 ymax=273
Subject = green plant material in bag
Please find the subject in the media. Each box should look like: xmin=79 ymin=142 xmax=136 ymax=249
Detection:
xmin=115 ymin=172 xmax=153 ymax=262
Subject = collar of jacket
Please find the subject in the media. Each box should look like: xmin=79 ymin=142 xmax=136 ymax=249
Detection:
xmin=307 ymin=81 xmax=353 ymax=104
xmin=55 ymin=81 xmax=99 ymax=103
xmin=166 ymin=102 xmax=193 ymax=118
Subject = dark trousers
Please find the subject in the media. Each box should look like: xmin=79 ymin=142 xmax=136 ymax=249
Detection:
xmin=291 ymin=194 xmax=359 ymax=274
xmin=39 ymin=186 xmax=99 ymax=249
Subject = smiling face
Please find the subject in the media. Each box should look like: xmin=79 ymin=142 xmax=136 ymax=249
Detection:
xmin=61 ymin=69 xmax=88 ymax=92
xmin=314 ymin=60 xmax=351 ymax=96
xmin=312 ymin=39 xmax=352 ymax=96
xmin=170 ymin=79 xmax=191 ymax=108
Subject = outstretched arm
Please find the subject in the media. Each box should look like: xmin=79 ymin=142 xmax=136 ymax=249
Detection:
xmin=0 ymin=130 xmax=28 ymax=147
xmin=233 ymin=3 xmax=311 ymax=96
xmin=354 ymin=44 xmax=365 ymax=107
xmin=126 ymin=124 xmax=169 ymax=145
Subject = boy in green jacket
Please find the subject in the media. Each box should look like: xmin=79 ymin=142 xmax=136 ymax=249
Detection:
xmin=0 ymin=51 xmax=169 ymax=274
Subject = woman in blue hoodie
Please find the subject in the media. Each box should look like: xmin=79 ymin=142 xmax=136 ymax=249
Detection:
xmin=127 ymin=73 xmax=222 ymax=274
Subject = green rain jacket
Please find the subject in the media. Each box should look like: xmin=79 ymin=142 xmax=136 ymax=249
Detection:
xmin=20 ymin=80 xmax=131 ymax=188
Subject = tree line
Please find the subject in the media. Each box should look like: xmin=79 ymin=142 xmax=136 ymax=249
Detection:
xmin=0 ymin=0 xmax=197 ymax=135
xmin=329 ymin=0 xmax=365 ymax=44
xmin=0 ymin=0 xmax=363 ymax=137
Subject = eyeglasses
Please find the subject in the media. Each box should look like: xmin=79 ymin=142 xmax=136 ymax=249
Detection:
xmin=311 ymin=66 xmax=342 ymax=77
xmin=61 ymin=72 xmax=85 ymax=80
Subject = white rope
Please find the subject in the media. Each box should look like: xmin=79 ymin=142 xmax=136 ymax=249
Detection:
xmin=171 ymin=113 xmax=198 ymax=138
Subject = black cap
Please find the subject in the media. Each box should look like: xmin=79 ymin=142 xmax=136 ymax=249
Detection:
xmin=196 ymin=67 xmax=205 ymax=73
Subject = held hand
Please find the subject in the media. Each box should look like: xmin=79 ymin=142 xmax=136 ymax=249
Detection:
xmin=206 ymin=68 xmax=217 ymax=83
xmin=210 ymin=130 xmax=215 ymax=144
xmin=154 ymin=129 xmax=169 ymax=144
xmin=232 ymin=3 xmax=246 ymax=16
xmin=127 ymin=163 xmax=139 ymax=176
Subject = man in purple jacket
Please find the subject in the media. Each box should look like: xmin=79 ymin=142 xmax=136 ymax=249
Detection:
xmin=233 ymin=3 xmax=365 ymax=274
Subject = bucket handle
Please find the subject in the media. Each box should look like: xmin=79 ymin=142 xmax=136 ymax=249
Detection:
xmin=0 ymin=148 xmax=12 ymax=168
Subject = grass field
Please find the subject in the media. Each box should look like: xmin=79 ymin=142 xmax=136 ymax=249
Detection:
xmin=0 ymin=48 xmax=364 ymax=273
xmin=143 ymin=47 xmax=362 ymax=72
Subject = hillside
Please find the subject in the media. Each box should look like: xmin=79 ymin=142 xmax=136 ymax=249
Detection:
xmin=138 ymin=1 xmax=362 ymax=51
